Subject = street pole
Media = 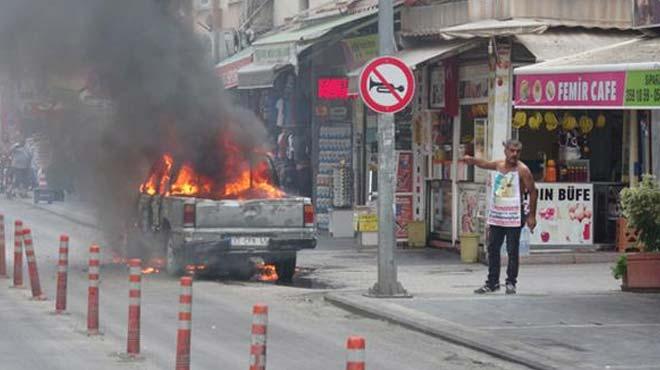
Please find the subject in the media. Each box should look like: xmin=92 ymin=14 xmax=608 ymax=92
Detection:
xmin=368 ymin=0 xmax=409 ymax=298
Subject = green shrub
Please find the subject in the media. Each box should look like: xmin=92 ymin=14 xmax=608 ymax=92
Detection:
xmin=620 ymin=175 xmax=660 ymax=252
xmin=612 ymin=254 xmax=627 ymax=280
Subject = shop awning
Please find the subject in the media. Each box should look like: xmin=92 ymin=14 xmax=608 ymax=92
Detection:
xmin=215 ymin=47 xmax=253 ymax=89
xmin=236 ymin=10 xmax=379 ymax=89
xmin=405 ymin=19 xmax=549 ymax=40
xmin=391 ymin=40 xmax=478 ymax=69
xmin=515 ymin=29 xmax=640 ymax=63
xmin=515 ymin=37 xmax=660 ymax=74
xmin=513 ymin=37 xmax=660 ymax=109
xmin=252 ymin=9 xmax=378 ymax=47
xmin=347 ymin=40 xmax=477 ymax=94
xmin=236 ymin=62 xmax=292 ymax=90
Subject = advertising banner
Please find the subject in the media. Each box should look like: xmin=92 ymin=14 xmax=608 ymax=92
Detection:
xmin=515 ymin=71 xmax=626 ymax=108
xmin=515 ymin=70 xmax=660 ymax=109
xmin=341 ymin=35 xmax=378 ymax=71
xmin=527 ymin=183 xmax=594 ymax=245
xmin=395 ymin=195 xmax=413 ymax=239
xmin=624 ymin=70 xmax=660 ymax=107
xmin=357 ymin=214 xmax=378 ymax=232
xmin=216 ymin=55 xmax=253 ymax=89
xmin=396 ymin=151 xmax=413 ymax=193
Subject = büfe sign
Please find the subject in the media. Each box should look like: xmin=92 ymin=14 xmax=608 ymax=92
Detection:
xmin=524 ymin=183 xmax=594 ymax=245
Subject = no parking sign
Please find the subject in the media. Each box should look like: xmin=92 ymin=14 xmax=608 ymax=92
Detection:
xmin=359 ymin=56 xmax=415 ymax=114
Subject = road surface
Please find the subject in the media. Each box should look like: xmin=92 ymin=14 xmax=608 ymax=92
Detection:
xmin=0 ymin=198 xmax=527 ymax=370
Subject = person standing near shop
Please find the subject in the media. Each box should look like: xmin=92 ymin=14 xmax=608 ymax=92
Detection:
xmin=464 ymin=139 xmax=538 ymax=294
xmin=9 ymin=140 xmax=31 ymax=198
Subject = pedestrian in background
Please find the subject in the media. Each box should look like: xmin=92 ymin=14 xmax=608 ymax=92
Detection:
xmin=464 ymin=139 xmax=538 ymax=295
xmin=9 ymin=140 xmax=31 ymax=197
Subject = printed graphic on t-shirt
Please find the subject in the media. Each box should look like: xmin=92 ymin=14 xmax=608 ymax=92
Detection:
xmin=487 ymin=170 xmax=522 ymax=227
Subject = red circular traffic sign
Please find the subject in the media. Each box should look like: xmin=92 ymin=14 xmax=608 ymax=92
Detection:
xmin=359 ymin=56 xmax=415 ymax=114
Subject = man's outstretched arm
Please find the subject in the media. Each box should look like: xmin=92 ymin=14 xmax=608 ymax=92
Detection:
xmin=463 ymin=155 xmax=498 ymax=170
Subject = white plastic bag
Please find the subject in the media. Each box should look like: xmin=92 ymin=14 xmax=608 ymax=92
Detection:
xmin=499 ymin=226 xmax=531 ymax=257
xmin=519 ymin=226 xmax=531 ymax=256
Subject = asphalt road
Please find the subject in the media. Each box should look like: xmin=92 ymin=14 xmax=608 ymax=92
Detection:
xmin=0 ymin=198 xmax=528 ymax=370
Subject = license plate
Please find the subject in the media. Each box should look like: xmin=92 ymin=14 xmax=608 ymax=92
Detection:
xmin=230 ymin=236 xmax=269 ymax=247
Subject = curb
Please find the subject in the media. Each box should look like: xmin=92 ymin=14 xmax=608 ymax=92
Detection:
xmin=325 ymin=292 xmax=569 ymax=370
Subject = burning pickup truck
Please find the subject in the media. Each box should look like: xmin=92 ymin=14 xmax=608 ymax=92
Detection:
xmin=135 ymin=148 xmax=316 ymax=282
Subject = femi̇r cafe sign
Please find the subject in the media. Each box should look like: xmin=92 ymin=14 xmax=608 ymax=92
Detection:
xmin=515 ymin=69 xmax=660 ymax=109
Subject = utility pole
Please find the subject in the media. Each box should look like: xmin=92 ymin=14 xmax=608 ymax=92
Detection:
xmin=368 ymin=0 xmax=409 ymax=298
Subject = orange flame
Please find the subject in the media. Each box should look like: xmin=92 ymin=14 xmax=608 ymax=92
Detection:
xmin=222 ymin=160 xmax=284 ymax=199
xmin=256 ymin=264 xmax=278 ymax=282
xmin=169 ymin=163 xmax=213 ymax=196
xmin=185 ymin=264 xmax=207 ymax=273
xmin=141 ymin=267 xmax=159 ymax=274
xmin=139 ymin=135 xmax=285 ymax=201
xmin=140 ymin=154 xmax=174 ymax=195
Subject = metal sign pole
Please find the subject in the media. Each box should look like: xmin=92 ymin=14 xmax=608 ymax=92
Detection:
xmin=369 ymin=0 xmax=409 ymax=298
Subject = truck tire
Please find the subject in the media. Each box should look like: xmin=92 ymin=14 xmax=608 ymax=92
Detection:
xmin=275 ymin=255 xmax=297 ymax=283
xmin=165 ymin=234 xmax=184 ymax=276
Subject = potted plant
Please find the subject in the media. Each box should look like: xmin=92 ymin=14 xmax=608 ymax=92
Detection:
xmin=616 ymin=175 xmax=660 ymax=291
xmin=611 ymin=254 xmax=627 ymax=288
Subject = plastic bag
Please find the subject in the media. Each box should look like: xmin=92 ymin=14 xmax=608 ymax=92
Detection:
xmin=519 ymin=226 xmax=531 ymax=256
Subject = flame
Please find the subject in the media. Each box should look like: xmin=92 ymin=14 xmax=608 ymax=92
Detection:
xmin=169 ymin=163 xmax=213 ymax=196
xmin=142 ymin=258 xmax=164 ymax=274
xmin=140 ymin=154 xmax=174 ymax=195
xmin=222 ymin=160 xmax=284 ymax=199
xmin=185 ymin=264 xmax=207 ymax=273
xmin=139 ymin=135 xmax=285 ymax=201
xmin=142 ymin=267 xmax=159 ymax=274
xmin=256 ymin=264 xmax=278 ymax=282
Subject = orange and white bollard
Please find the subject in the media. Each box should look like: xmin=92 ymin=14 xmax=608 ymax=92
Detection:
xmin=87 ymin=244 xmax=101 ymax=335
xmin=0 ymin=214 xmax=6 ymax=278
xmin=12 ymin=220 xmax=23 ymax=288
xmin=126 ymin=259 xmax=142 ymax=357
xmin=55 ymin=235 xmax=69 ymax=313
xmin=175 ymin=276 xmax=193 ymax=370
xmin=23 ymin=229 xmax=46 ymax=300
xmin=249 ymin=304 xmax=268 ymax=370
xmin=346 ymin=336 xmax=366 ymax=370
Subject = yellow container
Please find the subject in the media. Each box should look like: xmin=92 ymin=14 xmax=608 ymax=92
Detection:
xmin=460 ymin=233 xmax=480 ymax=263
xmin=407 ymin=221 xmax=427 ymax=248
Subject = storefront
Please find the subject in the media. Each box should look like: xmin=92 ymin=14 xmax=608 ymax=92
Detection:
xmin=347 ymin=40 xmax=477 ymax=240
xmin=513 ymin=36 xmax=660 ymax=249
xmin=395 ymin=29 xmax=637 ymax=248
xmin=215 ymin=11 xmax=383 ymax=221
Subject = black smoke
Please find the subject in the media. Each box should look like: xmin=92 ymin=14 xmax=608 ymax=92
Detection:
xmin=0 ymin=0 xmax=267 ymax=252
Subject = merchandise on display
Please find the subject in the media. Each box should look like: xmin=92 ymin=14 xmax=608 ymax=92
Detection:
xmin=316 ymin=124 xmax=352 ymax=229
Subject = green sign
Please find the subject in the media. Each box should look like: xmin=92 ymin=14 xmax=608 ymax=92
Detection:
xmin=624 ymin=70 xmax=660 ymax=107
xmin=341 ymin=35 xmax=378 ymax=70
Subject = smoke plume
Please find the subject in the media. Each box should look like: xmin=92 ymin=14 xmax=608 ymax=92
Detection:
xmin=0 ymin=0 xmax=267 ymax=252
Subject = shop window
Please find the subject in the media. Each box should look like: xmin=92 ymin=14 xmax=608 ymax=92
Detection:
xmin=430 ymin=112 xmax=453 ymax=180
xmin=515 ymin=110 xmax=624 ymax=183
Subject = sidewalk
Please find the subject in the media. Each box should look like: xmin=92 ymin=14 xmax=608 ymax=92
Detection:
xmin=324 ymin=258 xmax=660 ymax=370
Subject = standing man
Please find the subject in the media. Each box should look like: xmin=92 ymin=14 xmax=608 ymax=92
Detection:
xmin=9 ymin=140 xmax=31 ymax=198
xmin=464 ymin=139 xmax=537 ymax=294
